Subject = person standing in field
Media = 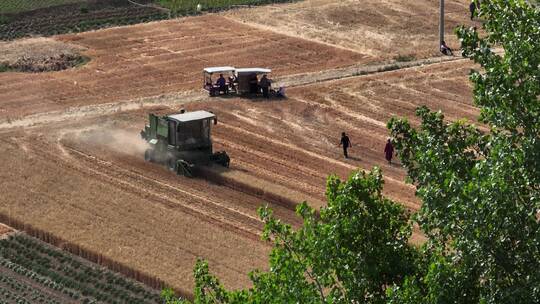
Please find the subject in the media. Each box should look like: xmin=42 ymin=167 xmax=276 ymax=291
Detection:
xmin=440 ymin=40 xmax=454 ymax=56
xmin=384 ymin=138 xmax=394 ymax=164
xmin=339 ymin=132 xmax=352 ymax=159
xmin=259 ymin=74 xmax=271 ymax=99
xmin=469 ymin=1 xmax=477 ymax=20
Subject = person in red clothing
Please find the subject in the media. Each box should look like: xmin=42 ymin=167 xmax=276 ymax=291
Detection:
xmin=384 ymin=138 xmax=394 ymax=164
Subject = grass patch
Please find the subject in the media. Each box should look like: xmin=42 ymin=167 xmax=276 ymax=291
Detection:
xmin=0 ymin=63 xmax=14 ymax=72
xmin=394 ymin=54 xmax=416 ymax=62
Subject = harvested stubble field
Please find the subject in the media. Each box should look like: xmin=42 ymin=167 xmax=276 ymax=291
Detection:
xmin=0 ymin=58 xmax=477 ymax=295
xmin=226 ymin=0 xmax=480 ymax=59
xmin=0 ymin=15 xmax=367 ymax=120
xmin=0 ymin=2 xmax=482 ymax=298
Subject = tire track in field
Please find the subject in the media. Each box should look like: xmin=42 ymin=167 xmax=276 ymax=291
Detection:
xmin=19 ymin=137 xmax=266 ymax=241
xmin=62 ymin=145 xmax=265 ymax=239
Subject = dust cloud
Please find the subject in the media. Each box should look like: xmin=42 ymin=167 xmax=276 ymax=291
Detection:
xmin=71 ymin=128 xmax=149 ymax=157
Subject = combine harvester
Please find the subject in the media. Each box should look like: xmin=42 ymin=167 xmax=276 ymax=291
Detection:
xmin=140 ymin=109 xmax=323 ymax=210
xmin=140 ymin=110 xmax=230 ymax=177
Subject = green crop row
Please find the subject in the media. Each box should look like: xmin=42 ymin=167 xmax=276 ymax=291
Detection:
xmin=0 ymin=0 xmax=85 ymax=14
xmin=0 ymin=235 xmax=161 ymax=303
xmin=0 ymin=273 xmax=61 ymax=304
xmin=158 ymin=0 xmax=297 ymax=13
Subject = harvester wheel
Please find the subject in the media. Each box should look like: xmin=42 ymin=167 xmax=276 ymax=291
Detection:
xmin=212 ymin=151 xmax=230 ymax=168
xmin=144 ymin=149 xmax=154 ymax=162
xmin=177 ymin=160 xmax=193 ymax=178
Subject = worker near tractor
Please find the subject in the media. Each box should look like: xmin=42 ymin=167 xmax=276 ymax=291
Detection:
xmin=216 ymin=74 xmax=228 ymax=94
xmin=384 ymin=138 xmax=394 ymax=164
xmin=440 ymin=40 xmax=454 ymax=56
xmin=276 ymin=85 xmax=286 ymax=98
xmin=228 ymin=74 xmax=237 ymax=92
xmin=249 ymin=73 xmax=258 ymax=94
xmin=339 ymin=132 xmax=352 ymax=158
xmin=259 ymin=74 xmax=271 ymax=98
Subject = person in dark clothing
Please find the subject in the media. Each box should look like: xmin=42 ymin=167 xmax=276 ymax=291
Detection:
xmin=249 ymin=73 xmax=258 ymax=94
xmin=259 ymin=74 xmax=271 ymax=99
xmin=384 ymin=138 xmax=394 ymax=164
xmin=469 ymin=1 xmax=476 ymax=20
xmin=339 ymin=132 xmax=351 ymax=158
xmin=216 ymin=74 xmax=227 ymax=94
xmin=440 ymin=40 xmax=454 ymax=56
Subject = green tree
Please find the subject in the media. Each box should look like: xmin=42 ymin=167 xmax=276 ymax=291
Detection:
xmin=164 ymin=1 xmax=539 ymax=303
xmin=165 ymin=169 xmax=416 ymax=304
xmin=387 ymin=0 xmax=540 ymax=302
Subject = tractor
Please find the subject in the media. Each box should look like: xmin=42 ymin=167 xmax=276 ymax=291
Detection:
xmin=140 ymin=110 xmax=230 ymax=177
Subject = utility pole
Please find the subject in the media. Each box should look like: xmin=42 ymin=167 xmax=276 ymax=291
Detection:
xmin=439 ymin=0 xmax=445 ymax=46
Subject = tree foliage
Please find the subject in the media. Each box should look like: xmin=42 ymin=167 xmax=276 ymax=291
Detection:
xmin=165 ymin=169 xmax=416 ymax=304
xmin=388 ymin=0 xmax=540 ymax=302
xmin=165 ymin=1 xmax=540 ymax=303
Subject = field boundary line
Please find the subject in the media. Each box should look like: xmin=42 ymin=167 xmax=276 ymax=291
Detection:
xmin=0 ymin=90 xmax=206 ymax=130
xmin=276 ymin=56 xmax=467 ymax=88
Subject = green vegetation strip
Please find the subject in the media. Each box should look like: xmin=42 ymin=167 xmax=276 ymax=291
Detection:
xmin=0 ymin=271 xmax=64 ymax=304
xmin=0 ymin=0 xmax=85 ymax=14
xmin=158 ymin=0 xmax=297 ymax=14
xmin=0 ymin=234 xmax=162 ymax=304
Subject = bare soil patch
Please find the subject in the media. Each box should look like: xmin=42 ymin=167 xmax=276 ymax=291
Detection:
xmin=0 ymin=37 xmax=87 ymax=72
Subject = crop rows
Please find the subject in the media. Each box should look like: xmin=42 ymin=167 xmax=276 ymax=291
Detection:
xmin=0 ymin=0 xmax=84 ymax=14
xmin=0 ymin=0 xmax=300 ymax=40
xmin=0 ymin=272 xmax=62 ymax=304
xmin=0 ymin=6 xmax=167 ymax=40
xmin=159 ymin=0 xmax=298 ymax=13
xmin=0 ymin=234 xmax=162 ymax=304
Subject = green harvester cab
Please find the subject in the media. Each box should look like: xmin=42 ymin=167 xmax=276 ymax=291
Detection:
xmin=140 ymin=110 xmax=230 ymax=177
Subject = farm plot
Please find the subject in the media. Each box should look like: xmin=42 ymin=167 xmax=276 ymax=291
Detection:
xmin=0 ymin=233 xmax=162 ymax=304
xmin=0 ymin=0 xmax=167 ymax=41
xmin=226 ymin=0 xmax=479 ymax=59
xmin=0 ymin=15 xmax=366 ymax=121
xmin=0 ymin=59 xmax=476 ymax=296
xmin=0 ymin=112 xmax=302 ymax=296
xmin=179 ymin=59 xmax=479 ymax=210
